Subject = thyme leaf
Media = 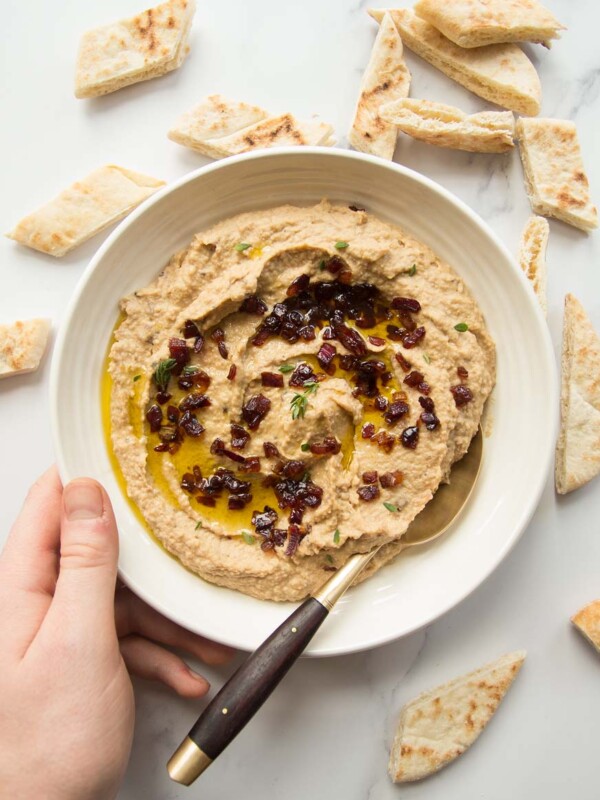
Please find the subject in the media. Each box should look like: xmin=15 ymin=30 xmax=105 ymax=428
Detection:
xmin=153 ymin=358 xmax=177 ymax=390
xmin=290 ymin=381 xmax=319 ymax=420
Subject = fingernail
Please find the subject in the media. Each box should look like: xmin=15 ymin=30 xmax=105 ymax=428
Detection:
xmin=187 ymin=668 xmax=210 ymax=690
xmin=64 ymin=480 xmax=104 ymax=521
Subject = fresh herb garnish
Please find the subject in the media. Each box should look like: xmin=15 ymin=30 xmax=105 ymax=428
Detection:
xmin=423 ymin=353 xmax=431 ymax=364
xmin=325 ymin=554 xmax=334 ymax=564
xmin=383 ymin=502 xmax=399 ymax=513
xmin=300 ymin=442 xmax=310 ymax=452
xmin=334 ymin=241 xmax=349 ymax=250
xmin=408 ymin=264 xmax=417 ymax=276
xmin=318 ymin=259 xmax=326 ymax=271
xmin=235 ymin=242 xmax=252 ymax=252
xmin=290 ymin=381 xmax=319 ymax=420
xmin=454 ymin=322 xmax=469 ymax=332
xmin=279 ymin=364 xmax=295 ymax=374
xmin=153 ymin=358 xmax=177 ymax=390
xmin=241 ymin=531 xmax=256 ymax=545
xmin=133 ymin=374 xmax=141 ymax=382
xmin=182 ymin=365 xmax=199 ymax=376
xmin=195 ymin=520 xmax=203 ymax=530
xmin=333 ymin=529 xmax=341 ymax=544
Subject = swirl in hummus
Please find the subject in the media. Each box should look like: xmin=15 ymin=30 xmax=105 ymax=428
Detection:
xmin=108 ymin=202 xmax=495 ymax=601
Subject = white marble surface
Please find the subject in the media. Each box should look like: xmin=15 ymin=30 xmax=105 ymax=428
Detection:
xmin=1 ymin=1 xmax=600 ymax=798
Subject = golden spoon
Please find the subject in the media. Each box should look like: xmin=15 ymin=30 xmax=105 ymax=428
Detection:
xmin=168 ymin=429 xmax=483 ymax=785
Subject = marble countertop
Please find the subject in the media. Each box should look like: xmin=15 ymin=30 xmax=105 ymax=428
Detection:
xmin=2 ymin=0 xmax=599 ymax=797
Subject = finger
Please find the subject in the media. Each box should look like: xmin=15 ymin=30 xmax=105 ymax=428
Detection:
xmin=47 ymin=479 xmax=119 ymax=636
xmin=0 ymin=467 xmax=62 ymax=657
xmin=115 ymin=588 xmax=235 ymax=665
xmin=119 ymin=634 xmax=211 ymax=698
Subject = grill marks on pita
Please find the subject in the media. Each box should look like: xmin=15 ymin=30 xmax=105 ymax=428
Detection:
xmin=349 ymin=12 xmax=411 ymax=160
xmin=572 ymin=600 xmax=600 ymax=654
xmin=369 ymin=8 xmax=541 ymax=115
xmin=7 ymin=166 xmax=164 ymax=257
xmin=75 ymin=0 xmax=195 ymax=99
xmin=555 ymin=295 xmax=600 ymax=494
xmin=388 ymin=651 xmax=526 ymax=783
xmin=413 ymin=0 xmax=565 ymax=49
xmin=168 ymin=95 xmax=334 ymax=159
xmin=517 ymin=118 xmax=598 ymax=232
xmin=0 ymin=319 xmax=51 ymax=379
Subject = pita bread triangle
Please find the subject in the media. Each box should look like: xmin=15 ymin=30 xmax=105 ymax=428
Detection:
xmin=0 ymin=319 xmax=52 ymax=378
xmin=518 ymin=215 xmax=548 ymax=314
xmin=349 ymin=11 xmax=411 ymax=160
xmin=414 ymin=0 xmax=565 ymax=49
xmin=516 ymin=118 xmax=598 ymax=232
xmin=168 ymin=95 xmax=269 ymax=151
xmin=555 ymin=295 xmax=600 ymax=494
xmin=572 ymin=600 xmax=600 ymax=653
xmin=75 ymin=0 xmax=195 ymax=99
xmin=389 ymin=650 xmax=526 ymax=782
xmin=369 ymin=8 xmax=541 ymax=115
xmin=169 ymin=96 xmax=334 ymax=159
xmin=379 ymin=98 xmax=515 ymax=153
xmin=7 ymin=166 xmax=164 ymax=257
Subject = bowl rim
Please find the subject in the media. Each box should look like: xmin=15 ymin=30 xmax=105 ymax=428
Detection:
xmin=50 ymin=146 xmax=558 ymax=656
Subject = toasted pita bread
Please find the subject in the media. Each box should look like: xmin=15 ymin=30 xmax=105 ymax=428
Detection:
xmin=379 ymin=98 xmax=514 ymax=153
xmin=7 ymin=166 xmax=164 ymax=257
xmin=516 ymin=118 xmax=598 ymax=232
xmin=389 ymin=651 xmax=526 ymax=783
xmin=168 ymin=95 xmax=270 ymax=151
xmin=349 ymin=12 xmax=411 ymax=160
xmin=75 ymin=0 xmax=195 ymax=99
xmin=572 ymin=600 xmax=600 ymax=653
xmin=169 ymin=98 xmax=334 ymax=158
xmin=518 ymin=215 xmax=548 ymax=314
xmin=369 ymin=9 xmax=541 ymax=115
xmin=414 ymin=0 xmax=565 ymax=48
xmin=555 ymin=295 xmax=600 ymax=494
xmin=0 ymin=319 xmax=51 ymax=379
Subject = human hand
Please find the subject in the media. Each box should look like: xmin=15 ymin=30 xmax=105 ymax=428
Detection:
xmin=0 ymin=468 xmax=234 ymax=800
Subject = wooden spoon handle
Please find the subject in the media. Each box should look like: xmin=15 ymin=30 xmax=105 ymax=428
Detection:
xmin=167 ymin=550 xmax=378 ymax=786
xmin=168 ymin=597 xmax=328 ymax=784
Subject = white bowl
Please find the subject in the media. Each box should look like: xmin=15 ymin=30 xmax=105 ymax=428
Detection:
xmin=51 ymin=148 xmax=557 ymax=656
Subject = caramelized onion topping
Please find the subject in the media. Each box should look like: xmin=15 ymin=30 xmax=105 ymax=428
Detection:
xmin=450 ymin=384 xmax=474 ymax=407
xmin=241 ymin=394 xmax=271 ymax=430
xmin=401 ymin=426 xmax=419 ymax=449
xmin=261 ymin=371 xmax=284 ymax=388
xmin=379 ymin=470 xmax=403 ymax=488
xmin=357 ymin=485 xmax=380 ymax=501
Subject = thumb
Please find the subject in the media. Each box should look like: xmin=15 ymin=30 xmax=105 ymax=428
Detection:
xmin=52 ymin=478 xmax=119 ymax=631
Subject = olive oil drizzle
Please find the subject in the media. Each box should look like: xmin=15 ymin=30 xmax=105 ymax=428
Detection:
xmin=101 ymin=311 xmax=414 ymax=538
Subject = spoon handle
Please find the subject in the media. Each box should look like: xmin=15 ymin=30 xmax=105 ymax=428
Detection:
xmin=167 ymin=549 xmax=376 ymax=786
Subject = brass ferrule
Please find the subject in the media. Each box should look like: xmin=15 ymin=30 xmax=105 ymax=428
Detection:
xmin=167 ymin=736 xmax=212 ymax=785
xmin=312 ymin=549 xmax=378 ymax=610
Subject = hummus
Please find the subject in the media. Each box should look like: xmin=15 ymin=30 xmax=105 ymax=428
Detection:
xmin=108 ymin=202 xmax=495 ymax=601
